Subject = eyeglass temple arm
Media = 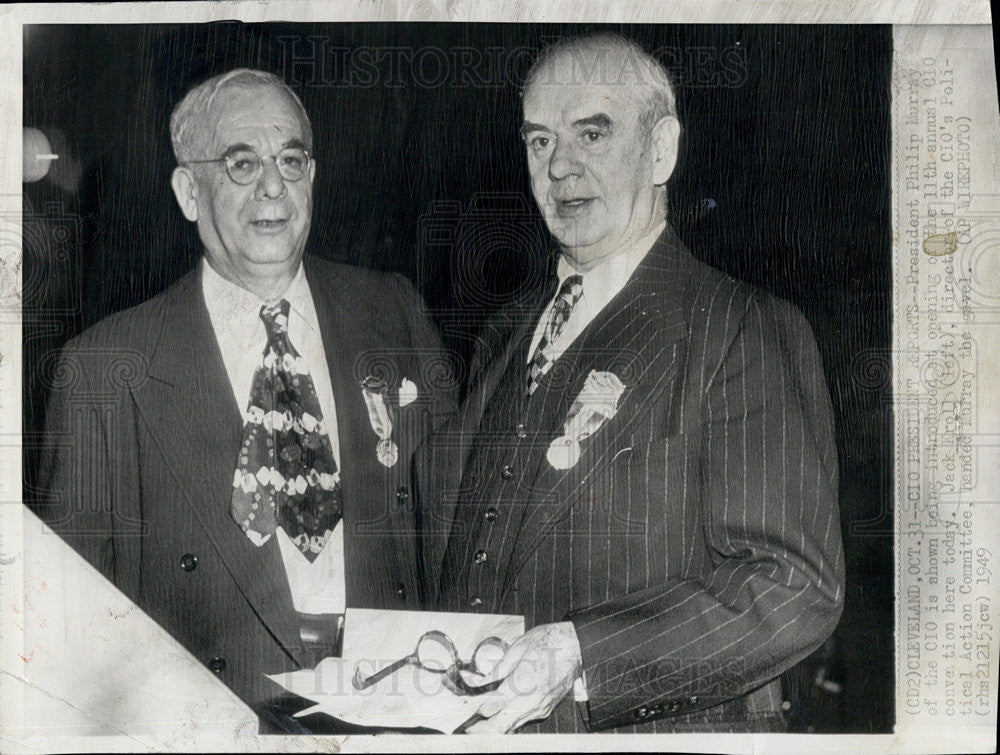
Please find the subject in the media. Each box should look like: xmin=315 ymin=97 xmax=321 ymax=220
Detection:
xmin=445 ymin=666 xmax=505 ymax=696
xmin=351 ymin=655 xmax=411 ymax=690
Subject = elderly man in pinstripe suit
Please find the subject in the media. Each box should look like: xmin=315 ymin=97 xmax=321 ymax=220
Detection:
xmin=417 ymin=33 xmax=845 ymax=733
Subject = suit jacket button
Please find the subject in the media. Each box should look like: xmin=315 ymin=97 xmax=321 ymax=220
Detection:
xmin=484 ymin=507 xmax=498 ymax=522
xmin=396 ymin=583 xmax=406 ymax=600
xmin=468 ymin=596 xmax=482 ymax=607
xmin=474 ymin=549 xmax=488 ymax=564
xmin=208 ymin=656 xmax=226 ymax=673
xmin=180 ymin=553 xmax=198 ymax=572
xmin=501 ymin=464 xmax=514 ymax=479
xmin=668 ymin=700 xmax=682 ymax=713
xmin=396 ymin=486 xmax=409 ymax=503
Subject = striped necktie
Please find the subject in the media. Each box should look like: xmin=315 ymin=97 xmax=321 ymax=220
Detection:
xmin=526 ymin=274 xmax=584 ymax=396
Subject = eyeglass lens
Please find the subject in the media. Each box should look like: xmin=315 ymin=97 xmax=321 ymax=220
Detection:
xmin=225 ymin=148 xmax=309 ymax=184
xmin=468 ymin=637 xmax=506 ymax=676
xmin=415 ymin=631 xmax=458 ymax=672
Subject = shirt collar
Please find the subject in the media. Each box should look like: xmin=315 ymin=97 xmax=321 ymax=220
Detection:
xmin=555 ymin=220 xmax=666 ymax=290
xmin=201 ymin=258 xmax=310 ymax=323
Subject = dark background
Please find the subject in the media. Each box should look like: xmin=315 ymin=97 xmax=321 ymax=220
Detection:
xmin=21 ymin=22 xmax=894 ymax=733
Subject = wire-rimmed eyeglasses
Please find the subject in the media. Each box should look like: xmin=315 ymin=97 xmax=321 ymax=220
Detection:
xmin=185 ymin=146 xmax=311 ymax=186
xmin=352 ymin=630 xmax=508 ymax=696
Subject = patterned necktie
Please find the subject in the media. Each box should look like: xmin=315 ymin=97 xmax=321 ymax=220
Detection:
xmin=526 ymin=274 xmax=584 ymax=396
xmin=229 ymin=299 xmax=342 ymax=562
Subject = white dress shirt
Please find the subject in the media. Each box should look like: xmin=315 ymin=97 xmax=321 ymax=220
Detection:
xmin=201 ymin=259 xmax=345 ymax=615
xmin=527 ymin=221 xmax=666 ymax=366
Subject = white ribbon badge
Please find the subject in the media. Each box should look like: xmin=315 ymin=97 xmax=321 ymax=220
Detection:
xmin=546 ymin=371 xmax=626 ymax=470
xmin=361 ymin=376 xmax=399 ymax=468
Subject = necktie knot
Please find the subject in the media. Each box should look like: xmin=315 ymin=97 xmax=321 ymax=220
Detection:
xmin=556 ymin=275 xmax=584 ymax=306
xmin=260 ymin=299 xmax=291 ymax=337
xmin=545 ymin=274 xmax=583 ymax=341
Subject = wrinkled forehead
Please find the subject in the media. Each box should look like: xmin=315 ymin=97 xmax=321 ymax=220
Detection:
xmin=201 ymin=83 xmax=309 ymax=152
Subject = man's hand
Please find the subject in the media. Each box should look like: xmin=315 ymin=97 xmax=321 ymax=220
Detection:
xmin=466 ymin=621 xmax=583 ymax=733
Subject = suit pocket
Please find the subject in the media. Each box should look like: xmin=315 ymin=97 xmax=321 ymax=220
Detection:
xmin=638 ymin=430 xmax=698 ymax=467
xmin=597 ymin=430 xmax=696 ymax=474
xmin=596 ymin=431 xmax=698 ymax=528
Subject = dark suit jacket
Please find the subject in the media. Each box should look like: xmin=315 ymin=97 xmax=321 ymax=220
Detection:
xmin=418 ymin=227 xmax=845 ymax=733
xmin=35 ymin=255 xmax=457 ymax=718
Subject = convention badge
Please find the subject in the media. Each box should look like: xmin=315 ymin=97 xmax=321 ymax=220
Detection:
xmin=547 ymin=370 xmax=626 ymax=470
xmin=546 ymin=435 xmax=582 ymax=470
xmin=573 ymin=370 xmax=626 ymax=418
xmin=377 ymin=438 xmax=400 ymax=468
xmin=361 ymin=375 xmax=398 ymax=468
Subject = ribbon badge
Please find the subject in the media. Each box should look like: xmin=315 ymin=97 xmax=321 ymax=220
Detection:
xmin=546 ymin=370 xmax=626 ymax=470
xmin=361 ymin=375 xmax=399 ymax=468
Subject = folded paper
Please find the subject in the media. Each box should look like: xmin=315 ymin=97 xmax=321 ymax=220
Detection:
xmin=266 ymin=607 xmax=524 ymax=733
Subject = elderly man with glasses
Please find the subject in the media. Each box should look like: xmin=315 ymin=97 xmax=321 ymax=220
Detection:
xmin=36 ymin=68 xmax=456 ymax=729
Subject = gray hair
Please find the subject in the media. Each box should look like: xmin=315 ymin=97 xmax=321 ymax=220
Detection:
xmin=169 ymin=68 xmax=312 ymax=164
xmin=523 ymin=33 xmax=678 ymax=134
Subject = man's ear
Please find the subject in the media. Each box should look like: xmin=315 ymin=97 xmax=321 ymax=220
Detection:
xmin=170 ymin=166 xmax=199 ymax=222
xmin=650 ymin=115 xmax=681 ymax=186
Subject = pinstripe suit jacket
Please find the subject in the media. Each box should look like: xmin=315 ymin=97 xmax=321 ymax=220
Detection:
xmin=417 ymin=226 xmax=845 ymax=732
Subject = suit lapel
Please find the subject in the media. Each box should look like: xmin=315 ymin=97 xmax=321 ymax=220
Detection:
xmin=304 ymin=258 xmax=391 ymax=604
xmin=502 ymin=229 xmax=694 ymax=585
xmin=305 ymin=258 xmax=369 ymax=498
xmin=130 ymin=267 xmax=307 ymax=667
xmin=476 ymin=280 xmax=557 ymax=420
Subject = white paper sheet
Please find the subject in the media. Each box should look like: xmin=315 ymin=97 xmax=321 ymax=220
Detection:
xmin=266 ymin=608 xmax=524 ymax=733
